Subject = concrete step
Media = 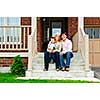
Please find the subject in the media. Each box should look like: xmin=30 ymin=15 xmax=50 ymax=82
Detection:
xmin=27 ymin=70 xmax=93 ymax=79
xmin=32 ymin=60 xmax=85 ymax=65
xmin=32 ymin=52 xmax=85 ymax=71
xmin=26 ymin=52 xmax=95 ymax=79
xmin=32 ymin=64 xmax=85 ymax=70
xmin=31 ymin=70 xmax=87 ymax=78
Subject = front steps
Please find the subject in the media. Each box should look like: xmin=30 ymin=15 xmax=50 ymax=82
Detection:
xmin=26 ymin=52 xmax=94 ymax=79
xmin=28 ymin=70 xmax=90 ymax=78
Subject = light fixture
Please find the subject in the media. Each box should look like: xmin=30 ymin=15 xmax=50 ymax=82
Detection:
xmin=43 ymin=18 xmax=46 ymax=21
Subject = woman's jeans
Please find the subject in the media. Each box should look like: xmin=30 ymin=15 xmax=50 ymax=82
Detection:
xmin=44 ymin=51 xmax=60 ymax=70
xmin=60 ymin=52 xmax=73 ymax=68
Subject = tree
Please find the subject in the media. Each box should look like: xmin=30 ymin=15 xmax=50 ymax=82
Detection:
xmin=10 ymin=55 xmax=26 ymax=76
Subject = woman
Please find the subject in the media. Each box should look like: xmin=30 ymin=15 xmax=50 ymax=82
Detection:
xmin=54 ymin=33 xmax=62 ymax=71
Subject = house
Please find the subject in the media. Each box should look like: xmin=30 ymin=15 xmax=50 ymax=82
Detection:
xmin=0 ymin=17 xmax=31 ymax=72
xmin=0 ymin=17 xmax=100 ymax=77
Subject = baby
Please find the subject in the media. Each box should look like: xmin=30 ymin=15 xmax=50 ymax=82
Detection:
xmin=47 ymin=37 xmax=56 ymax=53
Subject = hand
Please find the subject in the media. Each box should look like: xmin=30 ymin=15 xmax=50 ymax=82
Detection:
xmin=60 ymin=52 xmax=64 ymax=56
xmin=48 ymin=50 xmax=52 ymax=53
xmin=52 ymin=50 xmax=56 ymax=53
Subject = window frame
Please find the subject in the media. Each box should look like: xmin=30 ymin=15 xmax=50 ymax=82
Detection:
xmin=85 ymin=27 xmax=100 ymax=39
xmin=50 ymin=21 xmax=62 ymax=37
xmin=0 ymin=17 xmax=21 ymax=44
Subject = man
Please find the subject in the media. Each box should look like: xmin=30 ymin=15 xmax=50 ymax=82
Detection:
xmin=60 ymin=32 xmax=73 ymax=71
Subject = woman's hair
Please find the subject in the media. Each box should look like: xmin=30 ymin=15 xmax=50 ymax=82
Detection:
xmin=54 ymin=35 xmax=61 ymax=42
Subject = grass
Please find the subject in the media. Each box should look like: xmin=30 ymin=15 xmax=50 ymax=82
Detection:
xmin=0 ymin=73 xmax=99 ymax=83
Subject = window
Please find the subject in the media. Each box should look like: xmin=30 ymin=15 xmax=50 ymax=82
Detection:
xmin=0 ymin=28 xmax=4 ymax=42
xmin=0 ymin=17 xmax=21 ymax=43
xmin=52 ymin=22 xmax=62 ymax=37
xmin=85 ymin=28 xmax=100 ymax=39
xmin=0 ymin=17 xmax=20 ymax=25
xmin=94 ymin=28 xmax=99 ymax=38
xmin=0 ymin=17 xmax=4 ymax=25
xmin=7 ymin=17 xmax=20 ymax=25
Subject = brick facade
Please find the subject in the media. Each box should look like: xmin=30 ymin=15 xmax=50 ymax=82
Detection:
xmin=37 ymin=17 xmax=43 ymax=52
xmin=0 ymin=57 xmax=28 ymax=68
xmin=68 ymin=17 xmax=78 ymax=37
xmin=84 ymin=17 xmax=100 ymax=25
xmin=21 ymin=17 xmax=31 ymax=25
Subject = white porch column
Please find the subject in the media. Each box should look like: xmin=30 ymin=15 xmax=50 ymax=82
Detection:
xmin=26 ymin=35 xmax=33 ymax=77
xmin=78 ymin=17 xmax=90 ymax=72
xmin=78 ymin=17 xmax=84 ymax=29
xmin=85 ymin=34 xmax=90 ymax=71
xmin=78 ymin=17 xmax=84 ymax=52
xmin=26 ymin=17 xmax=37 ymax=77
xmin=32 ymin=17 xmax=37 ymax=53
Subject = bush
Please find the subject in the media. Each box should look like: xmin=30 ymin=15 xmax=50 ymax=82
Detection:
xmin=10 ymin=55 xmax=26 ymax=77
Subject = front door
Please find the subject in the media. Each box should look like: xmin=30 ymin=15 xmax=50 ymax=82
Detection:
xmin=42 ymin=17 xmax=68 ymax=51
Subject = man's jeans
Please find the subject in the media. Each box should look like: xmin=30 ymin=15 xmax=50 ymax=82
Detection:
xmin=60 ymin=52 xmax=73 ymax=68
xmin=44 ymin=51 xmax=60 ymax=70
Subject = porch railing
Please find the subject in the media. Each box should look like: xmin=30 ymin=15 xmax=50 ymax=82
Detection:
xmin=0 ymin=25 xmax=31 ymax=51
xmin=80 ymin=27 xmax=89 ymax=71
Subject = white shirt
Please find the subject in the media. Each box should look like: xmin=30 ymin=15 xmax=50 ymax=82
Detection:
xmin=47 ymin=41 xmax=56 ymax=51
xmin=61 ymin=39 xmax=72 ymax=54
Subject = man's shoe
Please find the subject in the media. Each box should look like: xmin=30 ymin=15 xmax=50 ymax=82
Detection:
xmin=56 ymin=68 xmax=59 ymax=71
xmin=59 ymin=67 xmax=62 ymax=70
xmin=43 ymin=68 xmax=48 ymax=71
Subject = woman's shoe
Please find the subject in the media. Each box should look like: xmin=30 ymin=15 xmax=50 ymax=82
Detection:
xmin=65 ymin=67 xmax=70 ymax=71
xmin=62 ymin=67 xmax=65 ymax=71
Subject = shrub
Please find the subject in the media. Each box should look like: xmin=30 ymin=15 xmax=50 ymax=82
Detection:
xmin=10 ymin=55 xmax=26 ymax=76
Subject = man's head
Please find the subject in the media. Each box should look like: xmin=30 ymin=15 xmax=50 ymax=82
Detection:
xmin=61 ymin=32 xmax=68 ymax=41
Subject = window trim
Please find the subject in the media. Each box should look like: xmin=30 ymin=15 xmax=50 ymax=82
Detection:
xmin=0 ymin=17 xmax=21 ymax=44
xmin=85 ymin=27 xmax=100 ymax=39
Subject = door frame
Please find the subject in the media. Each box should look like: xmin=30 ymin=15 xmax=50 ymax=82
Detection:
xmin=49 ymin=20 xmax=63 ymax=37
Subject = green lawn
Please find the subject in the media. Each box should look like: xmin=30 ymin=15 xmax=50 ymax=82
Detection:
xmin=0 ymin=73 xmax=99 ymax=83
